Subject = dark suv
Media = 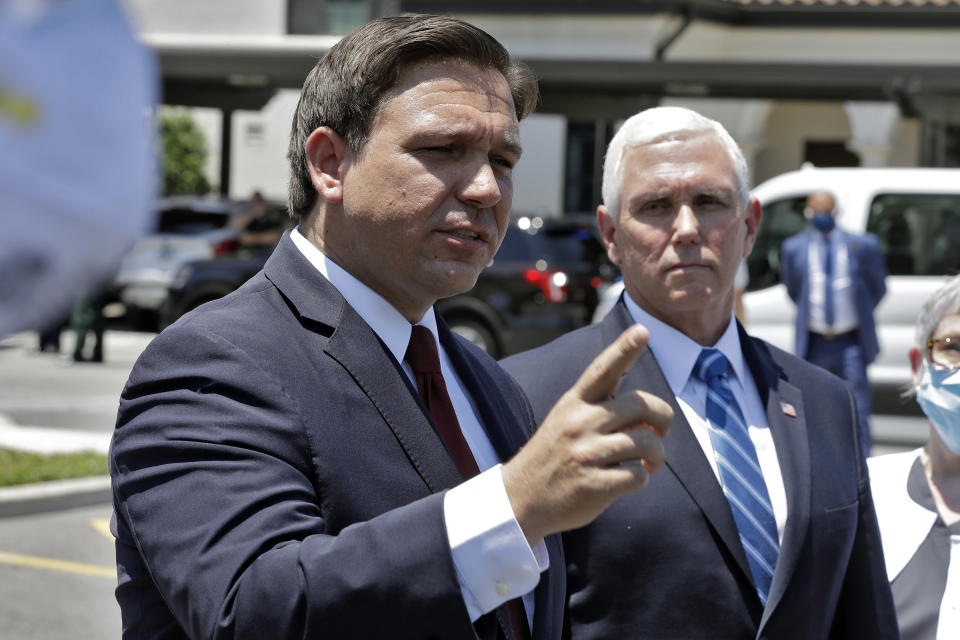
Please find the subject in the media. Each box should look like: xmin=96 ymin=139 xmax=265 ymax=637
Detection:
xmin=437 ymin=215 xmax=615 ymax=358
xmin=162 ymin=215 xmax=614 ymax=355
xmin=157 ymin=204 xmax=292 ymax=329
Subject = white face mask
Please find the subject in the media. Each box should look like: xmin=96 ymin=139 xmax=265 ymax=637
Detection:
xmin=916 ymin=362 xmax=960 ymax=455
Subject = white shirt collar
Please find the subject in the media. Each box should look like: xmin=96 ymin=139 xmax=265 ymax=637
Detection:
xmin=621 ymin=291 xmax=746 ymax=394
xmin=290 ymin=227 xmax=437 ymax=363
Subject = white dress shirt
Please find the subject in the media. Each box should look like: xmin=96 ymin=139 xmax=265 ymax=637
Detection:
xmin=807 ymin=231 xmax=859 ymax=335
xmin=290 ymin=229 xmax=547 ymax=628
xmin=623 ymin=293 xmax=788 ymax=542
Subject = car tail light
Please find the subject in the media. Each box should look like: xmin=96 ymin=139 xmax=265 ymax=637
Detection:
xmin=590 ymin=276 xmax=602 ymax=289
xmin=212 ymin=239 xmax=241 ymax=255
xmin=523 ymin=268 xmax=568 ymax=303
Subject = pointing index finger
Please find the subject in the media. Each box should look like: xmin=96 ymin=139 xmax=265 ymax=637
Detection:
xmin=573 ymin=324 xmax=650 ymax=404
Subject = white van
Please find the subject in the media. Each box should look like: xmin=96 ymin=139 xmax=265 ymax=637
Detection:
xmin=744 ymin=166 xmax=960 ymax=405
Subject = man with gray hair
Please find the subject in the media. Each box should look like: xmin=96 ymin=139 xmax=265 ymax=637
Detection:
xmin=502 ymin=106 xmax=896 ymax=638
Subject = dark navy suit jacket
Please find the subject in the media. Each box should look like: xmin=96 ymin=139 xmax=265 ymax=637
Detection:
xmin=110 ymin=232 xmax=564 ymax=640
xmin=780 ymin=228 xmax=887 ymax=363
xmin=501 ymin=300 xmax=897 ymax=640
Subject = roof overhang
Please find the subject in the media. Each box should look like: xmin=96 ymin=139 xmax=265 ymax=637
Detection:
xmin=143 ymin=3 xmax=960 ymax=116
xmin=533 ymin=58 xmax=960 ymax=100
xmin=143 ymin=33 xmax=339 ymax=109
xmin=406 ymin=0 xmax=960 ymax=27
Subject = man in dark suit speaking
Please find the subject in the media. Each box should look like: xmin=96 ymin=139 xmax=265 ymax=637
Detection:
xmin=109 ymin=15 xmax=672 ymax=640
xmin=502 ymin=106 xmax=897 ymax=639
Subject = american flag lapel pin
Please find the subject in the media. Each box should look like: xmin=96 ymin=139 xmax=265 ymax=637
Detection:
xmin=780 ymin=401 xmax=797 ymax=418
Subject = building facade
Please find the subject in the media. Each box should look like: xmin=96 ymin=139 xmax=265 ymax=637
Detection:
xmin=125 ymin=0 xmax=960 ymax=213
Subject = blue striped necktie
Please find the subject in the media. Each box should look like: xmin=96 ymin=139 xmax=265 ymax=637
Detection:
xmin=694 ymin=348 xmax=780 ymax=606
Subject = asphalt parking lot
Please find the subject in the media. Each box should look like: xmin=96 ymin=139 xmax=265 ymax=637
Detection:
xmin=0 ymin=328 xmax=152 ymax=639
xmin=0 ymin=503 xmax=118 ymax=640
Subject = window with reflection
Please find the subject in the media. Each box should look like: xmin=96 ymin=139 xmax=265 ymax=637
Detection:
xmin=867 ymin=193 xmax=960 ymax=277
xmin=746 ymin=196 xmax=808 ymax=291
xmin=288 ymin=0 xmax=370 ymax=35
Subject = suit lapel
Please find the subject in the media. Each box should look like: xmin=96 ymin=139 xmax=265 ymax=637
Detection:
xmin=800 ymin=231 xmax=813 ymax=307
xmin=842 ymin=229 xmax=860 ymax=274
xmin=604 ymin=303 xmax=754 ymax=584
xmin=740 ymin=330 xmax=812 ymax=629
xmin=324 ymin=305 xmax=464 ymax=493
xmin=441 ymin=320 xmax=566 ymax=640
xmin=439 ymin=319 xmax=530 ymax=462
xmin=263 ymin=233 xmax=463 ymax=494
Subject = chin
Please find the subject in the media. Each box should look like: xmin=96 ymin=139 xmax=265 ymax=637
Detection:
xmin=671 ymin=284 xmax=713 ymax=302
xmin=432 ymin=267 xmax=483 ymax=299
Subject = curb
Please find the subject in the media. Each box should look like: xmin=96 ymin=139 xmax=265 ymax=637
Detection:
xmin=0 ymin=475 xmax=111 ymax=518
xmin=0 ymin=420 xmax=111 ymax=455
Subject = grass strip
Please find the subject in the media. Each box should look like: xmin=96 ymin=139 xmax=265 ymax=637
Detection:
xmin=0 ymin=449 xmax=107 ymax=487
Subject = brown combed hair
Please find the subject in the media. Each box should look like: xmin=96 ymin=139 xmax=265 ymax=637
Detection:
xmin=286 ymin=14 xmax=539 ymax=219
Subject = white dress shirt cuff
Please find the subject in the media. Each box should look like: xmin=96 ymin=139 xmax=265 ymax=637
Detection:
xmin=444 ymin=464 xmax=549 ymax=621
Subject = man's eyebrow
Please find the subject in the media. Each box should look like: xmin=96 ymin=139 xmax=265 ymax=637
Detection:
xmin=501 ymin=128 xmax=523 ymax=158
xmin=417 ymin=123 xmax=523 ymax=158
xmin=626 ymin=184 xmax=736 ymax=205
xmin=698 ymin=186 xmax=736 ymax=198
xmin=629 ymin=191 xmax=670 ymax=203
xmin=502 ymin=142 xmax=523 ymax=159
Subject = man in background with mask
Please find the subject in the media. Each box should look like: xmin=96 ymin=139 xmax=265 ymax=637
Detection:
xmin=780 ymin=191 xmax=887 ymax=453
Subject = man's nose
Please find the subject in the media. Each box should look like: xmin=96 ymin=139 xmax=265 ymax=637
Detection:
xmin=673 ymin=204 xmax=700 ymax=244
xmin=459 ymin=161 xmax=502 ymax=209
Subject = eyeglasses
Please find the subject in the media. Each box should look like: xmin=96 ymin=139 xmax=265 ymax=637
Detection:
xmin=927 ymin=335 xmax=960 ymax=370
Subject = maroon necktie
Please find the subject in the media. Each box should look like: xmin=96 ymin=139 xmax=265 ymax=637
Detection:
xmin=404 ymin=326 xmax=531 ymax=640
xmin=405 ymin=326 xmax=480 ymax=478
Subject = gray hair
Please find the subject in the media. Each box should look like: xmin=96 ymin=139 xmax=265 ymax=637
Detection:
xmin=601 ymin=106 xmax=750 ymax=221
xmin=904 ymin=274 xmax=960 ymax=395
xmin=916 ymin=274 xmax=960 ymax=352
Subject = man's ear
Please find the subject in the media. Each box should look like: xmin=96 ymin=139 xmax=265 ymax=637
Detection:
xmin=597 ymin=204 xmax=622 ymax=266
xmin=305 ymin=126 xmax=350 ymax=204
xmin=742 ymin=196 xmax=763 ymax=259
xmin=909 ymin=346 xmax=923 ymax=377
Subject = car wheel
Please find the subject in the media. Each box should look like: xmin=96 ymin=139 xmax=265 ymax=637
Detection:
xmin=125 ymin=306 xmax=160 ymax=333
xmin=448 ymin=317 xmax=500 ymax=358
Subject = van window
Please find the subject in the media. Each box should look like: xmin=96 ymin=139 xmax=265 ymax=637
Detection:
xmin=746 ymin=196 xmax=808 ymax=290
xmin=867 ymin=194 xmax=960 ymax=276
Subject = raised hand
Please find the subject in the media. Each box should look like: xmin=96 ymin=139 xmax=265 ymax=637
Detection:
xmin=502 ymin=324 xmax=674 ymax=544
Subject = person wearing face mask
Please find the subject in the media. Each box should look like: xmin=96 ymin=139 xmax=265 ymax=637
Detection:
xmin=780 ymin=191 xmax=887 ymax=454
xmin=868 ymin=274 xmax=960 ymax=640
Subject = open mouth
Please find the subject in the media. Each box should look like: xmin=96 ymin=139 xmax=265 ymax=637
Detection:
xmin=451 ymin=229 xmax=480 ymax=241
